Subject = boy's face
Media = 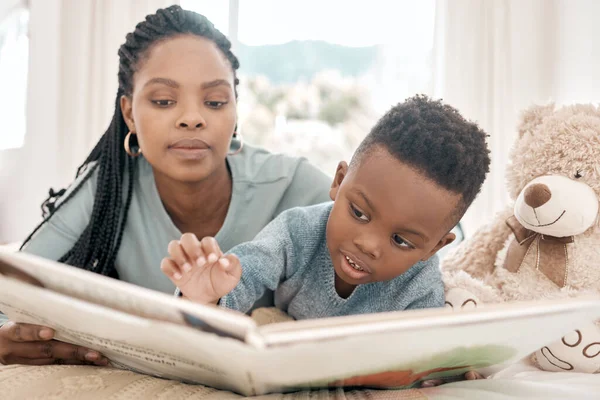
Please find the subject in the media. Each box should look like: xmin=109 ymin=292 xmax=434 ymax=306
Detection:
xmin=326 ymin=147 xmax=460 ymax=297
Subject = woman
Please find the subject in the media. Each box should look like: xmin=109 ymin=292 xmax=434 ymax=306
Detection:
xmin=0 ymin=5 xmax=331 ymax=366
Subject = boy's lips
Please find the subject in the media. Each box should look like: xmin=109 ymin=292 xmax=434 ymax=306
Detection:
xmin=340 ymin=250 xmax=372 ymax=274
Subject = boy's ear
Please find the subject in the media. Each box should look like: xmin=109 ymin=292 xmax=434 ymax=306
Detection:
xmin=120 ymin=95 xmax=136 ymax=132
xmin=421 ymin=232 xmax=456 ymax=261
xmin=329 ymin=161 xmax=349 ymax=201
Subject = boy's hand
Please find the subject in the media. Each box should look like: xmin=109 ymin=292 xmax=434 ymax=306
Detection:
xmin=420 ymin=371 xmax=484 ymax=387
xmin=161 ymin=233 xmax=242 ymax=304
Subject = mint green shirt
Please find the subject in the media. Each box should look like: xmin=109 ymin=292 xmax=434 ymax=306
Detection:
xmin=21 ymin=145 xmax=332 ymax=297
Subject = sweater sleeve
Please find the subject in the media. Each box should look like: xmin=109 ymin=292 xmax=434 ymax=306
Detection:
xmin=404 ymin=256 xmax=445 ymax=310
xmin=219 ymin=208 xmax=309 ymax=314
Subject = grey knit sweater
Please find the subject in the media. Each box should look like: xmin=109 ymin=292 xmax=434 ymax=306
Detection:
xmin=220 ymin=202 xmax=444 ymax=319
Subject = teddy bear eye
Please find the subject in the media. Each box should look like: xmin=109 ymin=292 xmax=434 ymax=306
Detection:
xmin=574 ymin=170 xmax=585 ymax=179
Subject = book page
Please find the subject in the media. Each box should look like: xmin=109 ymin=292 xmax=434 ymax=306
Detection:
xmin=251 ymin=298 xmax=600 ymax=393
xmin=0 ymin=250 xmax=255 ymax=341
xmin=0 ymin=275 xmax=259 ymax=396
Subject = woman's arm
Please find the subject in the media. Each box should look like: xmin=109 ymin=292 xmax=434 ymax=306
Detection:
xmin=0 ymin=168 xmax=104 ymax=366
xmin=20 ymin=168 xmax=98 ymax=260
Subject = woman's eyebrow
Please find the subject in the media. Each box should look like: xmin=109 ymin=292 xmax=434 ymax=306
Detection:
xmin=143 ymin=78 xmax=231 ymax=91
xmin=201 ymin=79 xmax=232 ymax=90
xmin=143 ymin=77 xmax=179 ymax=89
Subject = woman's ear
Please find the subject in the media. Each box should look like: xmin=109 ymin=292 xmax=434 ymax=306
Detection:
xmin=330 ymin=161 xmax=349 ymax=201
xmin=421 ymin=232 xmax=456 ymax=261
xmin=120 ymin=95 xmax=136 ymax=132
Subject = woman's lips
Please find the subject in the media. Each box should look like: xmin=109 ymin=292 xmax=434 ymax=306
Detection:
xmin=168 ymin=138 xmax=210 ymax=160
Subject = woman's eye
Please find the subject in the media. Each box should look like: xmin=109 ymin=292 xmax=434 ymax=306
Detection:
xmin=392 ymin=234 xmax=412 ymax=249
xmin=205 ymin=101 xmax=227 ymax=109
xmin=152 ymin=100 xmax=175 ymax=107
xmin=350 ymin=204 xmax=369 ymax=221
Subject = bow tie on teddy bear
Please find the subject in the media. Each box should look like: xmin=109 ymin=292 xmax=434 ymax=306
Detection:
xmin=503 ymin=215 xmax=574 ymax=288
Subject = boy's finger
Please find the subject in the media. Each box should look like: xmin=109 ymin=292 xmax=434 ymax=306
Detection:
xmin=179 ymin=233 xmax=203 ymax=266
xmin=213 ymin=255 xmax=242 ymax=296
xmin=160 ymin=258 xmax=182 ymax=281
xmin=420 ymin=379 xmax=444 ymax=387
xmin=465 ymin=371 xmax=484 ymax=380
xmin=167 ymin=240 xmax=192 ymax=271
xmin=200 ymin=237 xmax=222 ymax=263
xmin=221 ymin=254 xmax=242 ymax=280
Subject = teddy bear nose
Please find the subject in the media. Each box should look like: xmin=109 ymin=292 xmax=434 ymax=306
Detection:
xmin=524 ymin=183 xmax=552 ymax=208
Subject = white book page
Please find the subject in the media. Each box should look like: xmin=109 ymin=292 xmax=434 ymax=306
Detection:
xmin=0 ymin=276 xmax=259 ymax=396
xmin=0 ymin=250 xmax=255 ymax=340
xmin=253 ymin=298 xmax=600 ymax=394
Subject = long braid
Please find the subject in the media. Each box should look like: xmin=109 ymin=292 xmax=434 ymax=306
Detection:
xmin=21 ymin=5 xmax=240 ymax=278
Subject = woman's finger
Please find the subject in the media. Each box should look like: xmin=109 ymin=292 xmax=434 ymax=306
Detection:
xmin=0 ymin=322 xmax=54 ymax=342
xmin=4 ymin=340 xmax=108 ymax=366
xmin=6 ymin=356 xmax=96 ymax=366
xmin=31 ymin=341 xmax=101 ymax=363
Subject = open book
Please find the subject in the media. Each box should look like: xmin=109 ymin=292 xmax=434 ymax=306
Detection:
xmin=0 ymin=249 xmax=599 ymax=396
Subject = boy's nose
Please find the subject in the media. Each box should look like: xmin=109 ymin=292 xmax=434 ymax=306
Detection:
xmin=354 ymin=237 xmax=381 ymax=260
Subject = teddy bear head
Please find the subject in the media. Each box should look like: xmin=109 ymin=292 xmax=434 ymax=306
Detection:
xmin=505 ymin=103 xmax=600 ymax=238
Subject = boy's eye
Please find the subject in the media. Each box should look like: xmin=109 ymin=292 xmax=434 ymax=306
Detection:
xmin=205 ymin=101 xmax=227 ymax=109
xmin=392 ymin=234 xmax=412 ymax=249
xmin=350 ymin=204 xmax=369 ymax=222
xmin=152 ymin=99 xmax=175 ymax=107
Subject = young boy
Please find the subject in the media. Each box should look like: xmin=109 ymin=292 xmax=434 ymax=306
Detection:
xmin=161 ymin=95 xmax=490 ymax=319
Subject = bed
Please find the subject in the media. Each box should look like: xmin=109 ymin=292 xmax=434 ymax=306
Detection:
xmin=0 ymin=241 xmax=598 ymax=399
xmin=0 ymin=359 xmax=598 ymax=399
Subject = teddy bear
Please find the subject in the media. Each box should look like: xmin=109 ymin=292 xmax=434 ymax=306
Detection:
xmin=442 ymin=102 xmax=600 ymax=373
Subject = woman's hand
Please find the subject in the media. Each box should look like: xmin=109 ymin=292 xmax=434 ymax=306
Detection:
xmin=0 ymin=321 xmax=108 ymax=366
xmin=162 ymin=233 xmax=242 ymax=304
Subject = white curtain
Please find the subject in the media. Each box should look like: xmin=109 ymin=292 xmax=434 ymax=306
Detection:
xmin=56 ymin=0 xmax=179 ymax=186
xmin=0 ymin=0 xmax=23 ymax=22
xmin=433 ymin=0 xmax=600 ymax=236
xmin=0 ymin=0 xmax=178 ymax=243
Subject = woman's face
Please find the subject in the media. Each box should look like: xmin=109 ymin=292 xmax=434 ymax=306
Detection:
xmin=121 ymin=34 xmax=237 ymax=183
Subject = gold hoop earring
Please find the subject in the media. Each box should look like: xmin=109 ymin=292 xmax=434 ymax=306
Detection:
xmin=124 ymin=131 xmax=142 ymax=157
xmin=228 ymin=133 xmax=244 ymax=156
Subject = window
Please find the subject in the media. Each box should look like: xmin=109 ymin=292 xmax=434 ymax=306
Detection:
xmin=182 ymin=0 xmax=436 ymax=174
xmin=0 ymin=7 xmax=29 ymax=150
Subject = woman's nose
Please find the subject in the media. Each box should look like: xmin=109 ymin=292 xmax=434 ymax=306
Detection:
xmin=176 ymin=108 xmax=206 ymax=129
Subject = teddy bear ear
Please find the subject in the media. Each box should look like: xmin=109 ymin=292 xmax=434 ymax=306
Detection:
xmin=517 ymin=103 xmax=555 ymax=138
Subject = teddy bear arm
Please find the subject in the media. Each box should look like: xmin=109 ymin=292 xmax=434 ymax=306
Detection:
xmin=442 ymin=206 xmax=514 ymax=279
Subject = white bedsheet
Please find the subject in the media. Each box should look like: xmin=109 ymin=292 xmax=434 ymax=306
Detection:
xmin=420 ymin=358 xmax=600 ymax=400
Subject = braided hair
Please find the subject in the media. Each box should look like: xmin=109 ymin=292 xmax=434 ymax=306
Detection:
xmin=20 ymin=5 xmax=240 ymax=278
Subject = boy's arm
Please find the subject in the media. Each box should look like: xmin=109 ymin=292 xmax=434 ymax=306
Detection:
xmin=405 ymin=256 xmax=446 ymax=310
xmin=406 ymin=282 xmax=445 ymax=310
xmin=219 ymin=211 xmax=300 ymax=314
